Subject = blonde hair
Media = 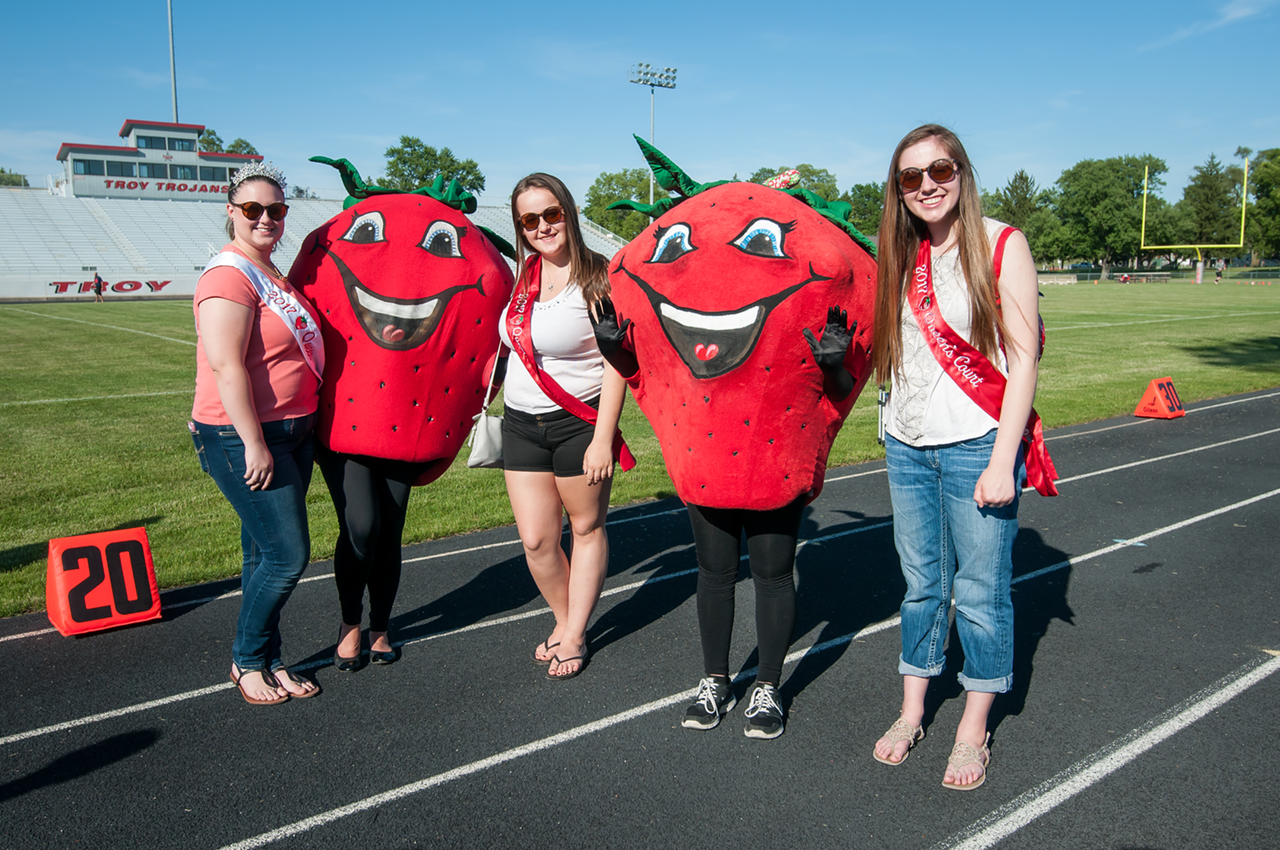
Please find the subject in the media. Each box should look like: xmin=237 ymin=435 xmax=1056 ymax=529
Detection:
xmin=871 ymin=124 xmax=1006 ymax=383
xmin=510 ymin=173 xmax=609 ymax=304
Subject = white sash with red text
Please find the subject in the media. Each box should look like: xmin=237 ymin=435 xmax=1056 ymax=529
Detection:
xmin=908 ymin=238 xmax=1058 ymax=497
xmin=201 ymin=252 xmax=325 ymax=382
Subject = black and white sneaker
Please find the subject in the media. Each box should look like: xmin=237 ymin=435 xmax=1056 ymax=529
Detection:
xmin=743 ymin=683 xmax=785 ymax=739
xmin=682 ymin=677 xmax=737 ymax=730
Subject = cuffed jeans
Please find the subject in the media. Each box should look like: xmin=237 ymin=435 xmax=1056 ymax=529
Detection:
xmin=192 ymin=414 xmax=315 ymax=671
xmin=885 ymin=430 xmax=1022 ymax=693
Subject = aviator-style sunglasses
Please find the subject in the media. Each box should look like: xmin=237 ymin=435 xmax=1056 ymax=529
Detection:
xmin=896 ymin=158 xmax=960 ymax=192
xmin=231 ymin=200 xmax=290 ymax=221
xmin=518 ymin=206 xmax=564 ymax=230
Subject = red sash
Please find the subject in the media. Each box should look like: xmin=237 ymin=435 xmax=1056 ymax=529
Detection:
xmin=505 ymin=255 xmax=635 ymax=471
xmin=909 ymin=236 xmax=1058 ymax=497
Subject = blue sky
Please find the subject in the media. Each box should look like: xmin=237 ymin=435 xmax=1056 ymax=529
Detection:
xmin=3 ymin=0 xmax=1276 ymax=207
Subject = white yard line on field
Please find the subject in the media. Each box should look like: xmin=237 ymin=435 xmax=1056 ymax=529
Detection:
xmin=0 ymin=306 xmax=197 ymax=346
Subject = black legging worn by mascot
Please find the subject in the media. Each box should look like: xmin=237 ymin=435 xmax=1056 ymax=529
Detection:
xmin=590 ymin=139 xmax=878 ymax=739
xmin=291 ymin=156 xmax=517 ymax=671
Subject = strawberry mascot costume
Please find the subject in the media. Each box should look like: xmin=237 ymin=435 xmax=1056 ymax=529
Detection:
xmin=590 ymin=138 xmax=877 ymax=737
xmin=291 ymin=157 xmax=515 ymax=670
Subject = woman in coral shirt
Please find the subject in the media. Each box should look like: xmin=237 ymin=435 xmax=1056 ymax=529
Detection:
xmin=191 ymin=162 xmax=324 ymax=705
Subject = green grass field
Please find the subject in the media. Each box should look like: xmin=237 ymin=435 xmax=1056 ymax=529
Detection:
xmin=2 ymin=279 xmax=1279 ymax=618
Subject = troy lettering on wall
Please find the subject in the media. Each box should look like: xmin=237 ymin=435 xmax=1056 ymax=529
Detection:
xmin=49 ymin=281 xmax=174 ymax=294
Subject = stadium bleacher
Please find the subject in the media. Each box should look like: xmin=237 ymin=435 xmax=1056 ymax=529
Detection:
xmin=0 ymin=187 xmax=626 ymax=299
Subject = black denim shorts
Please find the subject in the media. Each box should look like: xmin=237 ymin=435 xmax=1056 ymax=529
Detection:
xmin=501 ymin=398 xmax=599 ymax=478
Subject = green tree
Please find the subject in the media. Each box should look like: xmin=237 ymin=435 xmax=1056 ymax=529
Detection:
xmin=198 ymin=130 xmax=224 ymax=153
xmin=840 ymin=182 xmax=885 ymax=236
xmin=583 ymin=168 xmax=670 ymax=241
xmin=993 ymin=170 xmax=1041 ymax=230
xmin=1250 ymin=148 xmax=1280 ymax=259
xmin=1181 ymin=153 xmax=1238 ymax=245
xmin=382 ymin=136 xmax=484 ymax=195
xmin=748 ymin=164 xmax=840 ymax=202
xmin=1055 ymin=154 xmax=1168 ymax=277
xmin=0 ymin=168 xmax=28 ymax=187
xmin=291 ymin=185 xmax=318 ymax=200
xmin=226 ymin=138 xmax=259 ymax=156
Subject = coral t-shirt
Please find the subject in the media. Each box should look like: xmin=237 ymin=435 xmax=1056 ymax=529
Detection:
xmin=192 ymin=244 xmax=320 ymax=425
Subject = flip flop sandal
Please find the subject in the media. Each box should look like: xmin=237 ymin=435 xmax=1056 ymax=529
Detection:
xmin=230 ymin=666 xmax=289 ymax=706
xmin=274 ymin=667 xmax=321 ymax=698
xmin=942 ymin=733 xmax=991 ymax=791
xmin=873 ymin=717 xmax=925 ymax=765
xmin=545 ymin=651 xmax=588 ymax=681
xmin=532 ymin=639 xmax=560 ymax=665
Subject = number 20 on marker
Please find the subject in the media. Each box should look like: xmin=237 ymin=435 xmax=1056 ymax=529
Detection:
xmin=47 ymin=527 xmax=162 ymax=636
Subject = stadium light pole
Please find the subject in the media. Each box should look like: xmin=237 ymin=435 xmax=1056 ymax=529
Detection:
xmin=628 ymin=63 xmax=677 ymax=204
xmin=167 ymin=0 xmax=179 ymax=122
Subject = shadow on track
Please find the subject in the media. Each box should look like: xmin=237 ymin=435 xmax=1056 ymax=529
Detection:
xmin=0 ymin=729 xmax=162 ymax=803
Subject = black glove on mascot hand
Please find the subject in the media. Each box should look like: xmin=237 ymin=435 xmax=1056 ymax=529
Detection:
xmin=802 ymin=305 xmax=856 ymax=401
xmin=589 ymin=297 xmax=639 ymax=377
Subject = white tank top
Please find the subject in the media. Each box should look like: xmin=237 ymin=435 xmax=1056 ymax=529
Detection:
xmin=498 ymin=282 xmax=605 ymax=414
xmin=885 ymin=218 xmax=1008 ymax=447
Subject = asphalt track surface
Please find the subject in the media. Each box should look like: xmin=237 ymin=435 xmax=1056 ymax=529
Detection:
xmin=3 ymin=389 xmax=1279 ymax=850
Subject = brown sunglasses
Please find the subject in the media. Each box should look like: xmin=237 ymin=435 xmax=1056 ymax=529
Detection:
xmin=231 ymin=200 xmax=290 ymax=221
xmin=896 ymin=159 xmax=959 ymax=192
xmin=518 ymin=206 xmax=564 ymax=230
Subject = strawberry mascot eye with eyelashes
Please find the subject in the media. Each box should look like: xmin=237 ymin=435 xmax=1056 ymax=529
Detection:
xmin=289 ymin=156 xmax=516 ymax=669
xmin=589 ymin=137 xmax=877 ymax=731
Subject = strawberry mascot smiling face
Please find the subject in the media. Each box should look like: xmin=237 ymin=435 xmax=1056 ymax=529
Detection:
xmin=606 ymin=139 xmax=877 ymax=509
xmin=290 ymin=157 xmax=516 ymax=485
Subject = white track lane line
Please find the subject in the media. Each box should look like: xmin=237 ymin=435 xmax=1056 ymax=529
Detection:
xmin=932 ymin=653 xmax=1280 ymax=850
xmin=5 ymin=414 xmax=1276 ymax=646
xmin=0 ymin=307 xmax=197 ymax=346
xmin=1048 ymin=427 xmax=1280 ymax=488
xmin=1043 ymin=390 xmax=1280 ymax=441
xmin=212 ymin=489 xmax=1280 ymax=849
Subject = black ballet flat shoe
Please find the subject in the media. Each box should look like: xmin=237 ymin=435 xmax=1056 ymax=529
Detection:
xmin=333 ymin=647 xmax=366 ymax=673
xmin=369 ymin=646 xmax=399 ymax=666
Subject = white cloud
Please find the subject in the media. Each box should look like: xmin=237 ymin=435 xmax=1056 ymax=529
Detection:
xmin=1138 ymin=0 xmax=1279 ymax=51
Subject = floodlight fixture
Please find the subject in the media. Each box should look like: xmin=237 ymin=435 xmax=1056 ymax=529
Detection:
xmin=628 ymin=63 xmax=679 ymax=203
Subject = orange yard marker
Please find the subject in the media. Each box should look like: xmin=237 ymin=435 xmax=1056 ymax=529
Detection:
xmin=1134 ymin=377 xmax=1185 ymax=419
xmin=47 ymin=527 xmax=162 ymax=636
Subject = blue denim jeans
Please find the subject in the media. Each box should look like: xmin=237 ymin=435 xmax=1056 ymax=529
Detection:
xmin=885 ymin=430 xmax=1023 ymax=693
xmin=191 ymin=414 xmax=315 ymax=671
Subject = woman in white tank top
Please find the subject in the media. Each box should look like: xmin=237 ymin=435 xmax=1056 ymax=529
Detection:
xmin=499 ymin=173 xmax=628 ymax=680
xmin=869 ymin=125 xmax=1042 ymax=790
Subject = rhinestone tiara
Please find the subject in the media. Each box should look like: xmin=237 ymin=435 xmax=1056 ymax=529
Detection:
xmin=229 ymin=161 xmax=287 ymax=193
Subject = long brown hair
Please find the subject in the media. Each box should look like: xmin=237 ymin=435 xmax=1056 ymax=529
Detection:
xmin=510 ymin=173 xmax=609 ymax=304
xmin=871 ymin=124 xmax=1006 ymax=383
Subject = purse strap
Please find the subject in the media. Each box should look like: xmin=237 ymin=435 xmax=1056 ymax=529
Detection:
xmin=478 ymin=350 xmax=502 ymax=414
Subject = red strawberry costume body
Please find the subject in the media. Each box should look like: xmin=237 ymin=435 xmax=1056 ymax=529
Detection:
xmin=290 ymin=158 xmax=515 ymax=662
xmin=595 ymin=139 xmax=877 ymax=728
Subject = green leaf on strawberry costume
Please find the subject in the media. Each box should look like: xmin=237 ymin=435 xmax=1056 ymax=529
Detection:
xmin=310 ymin=156 xmax=515 ymax=259
xmin=606 ymin=136 xmax=876 ymax=258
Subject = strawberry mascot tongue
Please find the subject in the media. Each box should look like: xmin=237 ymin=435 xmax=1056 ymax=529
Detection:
xmin=591 ymin=138 xmax=878 ymax=714
xmin=289 ymin=157 xmax=515 ymax=656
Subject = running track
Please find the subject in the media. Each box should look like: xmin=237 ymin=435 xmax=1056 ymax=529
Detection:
xmin=2 ymin=389 xmax=1278 ymax=849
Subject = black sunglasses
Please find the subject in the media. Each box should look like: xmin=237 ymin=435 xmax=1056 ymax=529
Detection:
xmin=896 ymin=159 xmax=959 ymax=192
xmin=231 ymin=201 xmax=290 ymax=221
xmin=518 ymin=206 xmax=564 ymax=230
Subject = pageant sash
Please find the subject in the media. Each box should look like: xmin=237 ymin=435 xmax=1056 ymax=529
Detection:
xmin=201 ymin=253 xmax=325 ymax=382
xmin=505 ymin=255 xmax=636 ymax=471
xmin=908 ymin=238 xmax=1058 ymax=496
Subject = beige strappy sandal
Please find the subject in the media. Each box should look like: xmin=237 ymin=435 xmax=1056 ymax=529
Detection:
xmin=942 ymin=732 xmax=991 ymax=790
xmin=873 ymin=717 xmax=925 ymax=765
